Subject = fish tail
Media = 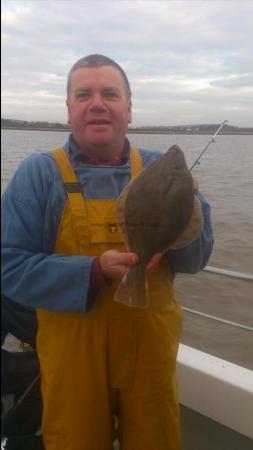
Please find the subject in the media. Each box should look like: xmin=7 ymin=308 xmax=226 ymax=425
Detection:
xmin=114 ymin=265 xmax=149 ymax=308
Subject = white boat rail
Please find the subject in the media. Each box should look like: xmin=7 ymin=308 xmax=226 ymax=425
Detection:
xmin=182 ymin=307 xmax=253 ymax=332
xmin=178 ymin=264 xmax=253 ymax=439
xmin=181 ymin=265 xmax=253 ymax=332
xmin=203 ymin=265 xmax=253 ymax=281
xmin=177 ymin=344 xmax=253 ymax=439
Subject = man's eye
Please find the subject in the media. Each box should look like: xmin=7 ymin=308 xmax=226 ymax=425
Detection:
xmin=77 ymin=92 xmax=90 ymax=99
xmin=105 ymin=91 xmax=118 ymax=98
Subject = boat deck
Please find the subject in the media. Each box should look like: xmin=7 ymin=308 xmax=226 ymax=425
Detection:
xmin=181 ymin=405 xmax=253 ymax=450
xmin=111 ymin=407 xmax=253 ymax=450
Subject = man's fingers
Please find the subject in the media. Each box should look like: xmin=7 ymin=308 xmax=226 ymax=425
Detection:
xmin=99 ymin=250 xmax=139 ymax=279
xmin=146 ymin=252 xmax=163 ymax=272
xmin=115 ymin=252 xmax=139 ymax=266
xmin=192 ymin=176 xmax=199 ymax=194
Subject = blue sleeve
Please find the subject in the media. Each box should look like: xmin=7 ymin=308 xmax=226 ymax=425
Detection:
xmin=166 ymin=192 xmax=214 ymax=274
xmin=1 ymin=155 xmax=94 ymax=313
xmin=1 ymin=294 xmax=38 ymax=347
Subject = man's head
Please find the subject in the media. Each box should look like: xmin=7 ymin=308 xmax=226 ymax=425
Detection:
xmin=67 ymin=54 xmax=132 ymax=100
xmin=66 ymin=54 xmax=132 ymax=160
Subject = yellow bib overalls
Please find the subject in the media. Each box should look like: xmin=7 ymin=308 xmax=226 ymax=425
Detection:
xmin=36 ymin=147 xmax=183 ymax=450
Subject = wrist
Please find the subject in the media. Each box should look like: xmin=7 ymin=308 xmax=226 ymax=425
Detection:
xmin=90 ymin=257 xmax=107 ymax=289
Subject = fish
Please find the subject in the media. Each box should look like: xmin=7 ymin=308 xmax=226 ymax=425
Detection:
xmin=114 ymin=144 xmax=204 ymax=307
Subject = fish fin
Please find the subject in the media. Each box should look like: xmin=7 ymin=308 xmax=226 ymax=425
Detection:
xmin=114 ymin=265 xmax=149 ymax=308
xmin=170 ymin=195 xmax=204 ymax=249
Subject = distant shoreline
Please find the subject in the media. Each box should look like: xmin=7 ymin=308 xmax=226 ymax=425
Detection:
xmin=2 ymin=126 xmax=253 ymax=135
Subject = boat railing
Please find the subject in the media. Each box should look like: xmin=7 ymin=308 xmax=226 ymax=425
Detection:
xmin=203 ymin=264 xmax=253 ymax=281
xmin=181 ymin=265 xmax=253 ymax=332
xmin=177 ymin=264 xmax=253 ymax=439
xmin=177 ymin=344 xmax=253 ymax=439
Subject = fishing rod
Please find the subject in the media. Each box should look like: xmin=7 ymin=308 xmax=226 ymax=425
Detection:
xmin=190 ymin=120 xmax=228 ymax=171
xmin=1 ymin=373 xmax=41 ymax=426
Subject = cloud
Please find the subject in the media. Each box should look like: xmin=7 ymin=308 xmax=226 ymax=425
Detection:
xmin=210 ymin=73 xmax=253 ymax=89
xmin=2 ymin=0 xmax=253 ymax=126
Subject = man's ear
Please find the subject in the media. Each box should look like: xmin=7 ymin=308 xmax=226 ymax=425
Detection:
xmin=66 ymin=99 xmax=71 ymax=125
xmin=128 ymin=100 xmax=132 ymax=124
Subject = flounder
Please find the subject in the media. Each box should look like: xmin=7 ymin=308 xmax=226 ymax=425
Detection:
xmin=114 ymin=144 xmax=203 ymax=307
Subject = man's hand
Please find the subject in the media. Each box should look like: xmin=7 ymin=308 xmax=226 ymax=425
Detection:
xmin=146 ymin=252 xmax=164 ymax=272
xmin=99 ymin=250 xmax=139 ymax=279
xmin=100 ymin=249 xmax=165 ymax=279
xmin=192 ymin=176 xmax=199 ymax=195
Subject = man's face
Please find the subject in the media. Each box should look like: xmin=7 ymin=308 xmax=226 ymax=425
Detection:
xmin=66 ymin=66 xmax=132 ymax=157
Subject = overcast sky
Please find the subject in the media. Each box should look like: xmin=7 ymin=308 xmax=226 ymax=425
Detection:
xmin=2 ymin=0 xmax=253 ymax=127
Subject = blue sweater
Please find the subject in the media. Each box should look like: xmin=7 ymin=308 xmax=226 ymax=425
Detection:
xmin=1 ymin=135 xmax=213 ymax=313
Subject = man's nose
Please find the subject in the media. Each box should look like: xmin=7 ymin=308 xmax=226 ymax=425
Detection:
xmin=89 ymin=94 xmax=107 ymax=112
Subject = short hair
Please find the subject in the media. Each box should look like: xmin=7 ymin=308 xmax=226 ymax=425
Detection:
xmin=67 ymin=54 xmax=132 ymax=99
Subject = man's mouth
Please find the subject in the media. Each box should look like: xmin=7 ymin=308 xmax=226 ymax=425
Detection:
xmin=87 ymin=119 xmax=111 ymax=125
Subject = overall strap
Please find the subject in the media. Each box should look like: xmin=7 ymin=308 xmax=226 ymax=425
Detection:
xmin=52 ymin=148 xmax=82 ymax=190
xmin=130 ymin=147 xmax=143 ymax=178
xmin=51 ymin=148 xmax=90 ymax=247
xmin=51 ymin=147 xmax=143 ymax=248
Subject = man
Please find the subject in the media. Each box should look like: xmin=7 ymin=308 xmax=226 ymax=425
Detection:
xmin=1 ymin=54 xmax=213 ymax=450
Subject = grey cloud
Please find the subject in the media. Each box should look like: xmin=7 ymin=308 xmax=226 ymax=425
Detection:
xmin=210 ymin=74 xmax=253 ymax=89
xmin=2 ymin=0 xmax=253 ymax=126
